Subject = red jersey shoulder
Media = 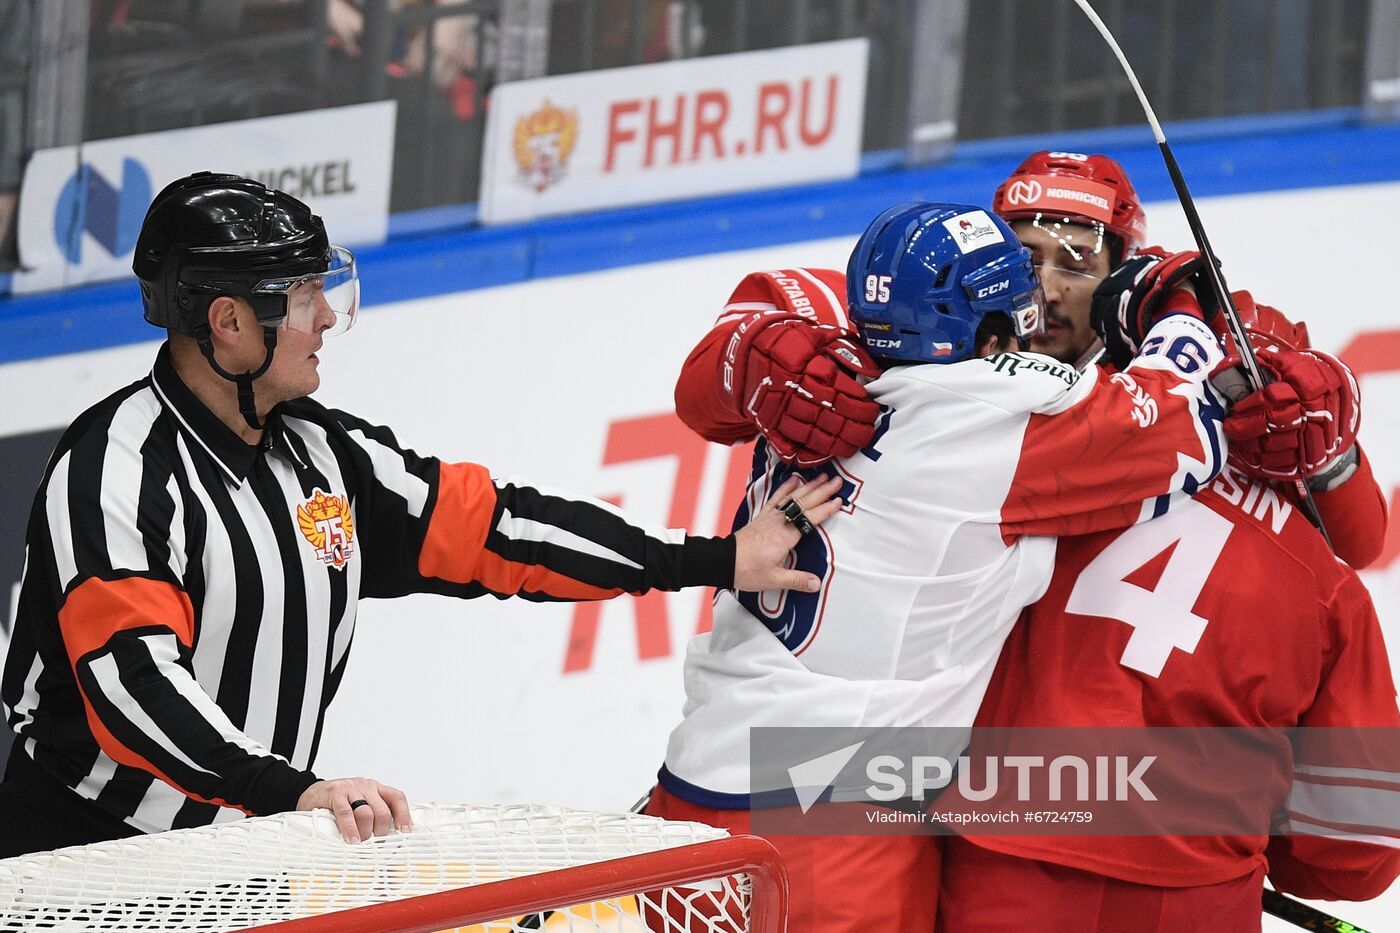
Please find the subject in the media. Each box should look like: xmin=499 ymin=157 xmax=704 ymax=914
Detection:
xmin=1198 ymin=465 xmax=1342 ymax=587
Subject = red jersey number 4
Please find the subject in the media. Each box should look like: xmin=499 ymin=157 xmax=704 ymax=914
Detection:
xmin=1066 ymin=500 xmax=1234 ymax=678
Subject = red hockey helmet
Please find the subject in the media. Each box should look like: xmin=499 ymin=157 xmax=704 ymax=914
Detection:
xmin=992 ymin=151 xmax=1148 ymax=256
xmin=1213 ymin=290 xmax=1313 ymax=356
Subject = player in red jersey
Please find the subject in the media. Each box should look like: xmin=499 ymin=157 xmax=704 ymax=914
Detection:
xmin=932 ymin=455 xmax=1400 ymax=929
xmin=932 ymin=335 xmax=1399 ymax=927
xmin=924 ymin=275 xmax=1399 ymax=930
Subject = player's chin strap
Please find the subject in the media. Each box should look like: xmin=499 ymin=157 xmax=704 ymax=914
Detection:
xmin=197 ymin=327 xmax=278 ymax=430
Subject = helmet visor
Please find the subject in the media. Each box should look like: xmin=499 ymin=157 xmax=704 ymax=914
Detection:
xmin=252 ymin=245 xmax=359 ymax=337
xmin=1031 ymin=216 xmax=1114 ymax=266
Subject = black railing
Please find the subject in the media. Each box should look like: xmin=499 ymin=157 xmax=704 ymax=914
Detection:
xmin=353 ymin=0 xmax=497 ymax=211
xmin=85 ymin=1 xmax=332 ymax=141
xmin=957 ymin=0 xmax=1370 ymax=141
xmin=0 ymin=0 xmax=29 ymax=273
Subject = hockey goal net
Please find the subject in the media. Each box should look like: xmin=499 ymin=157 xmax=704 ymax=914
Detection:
xmin=0 ymin=803 xmax=787 ymax=933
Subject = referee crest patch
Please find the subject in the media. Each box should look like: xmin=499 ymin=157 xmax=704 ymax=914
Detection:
xmin=296 ymin=489 xmax=356 ymax=569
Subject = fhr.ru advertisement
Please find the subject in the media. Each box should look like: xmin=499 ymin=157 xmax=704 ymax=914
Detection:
xmin=479 ymin=39 xmax=868 ymax=224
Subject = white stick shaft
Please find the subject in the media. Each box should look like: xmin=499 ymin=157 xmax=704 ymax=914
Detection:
xmin=1071 ymin=0 xmax=1166 ymax=143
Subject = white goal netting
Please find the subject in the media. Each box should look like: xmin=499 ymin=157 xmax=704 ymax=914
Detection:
xmin=0 ymin=803 xmax=763 ymax=932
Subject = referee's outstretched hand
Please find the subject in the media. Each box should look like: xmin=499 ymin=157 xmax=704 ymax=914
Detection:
xmin=297 ymin=776 xmax=413 ymax=844
xmin=732 ymin=473 xmax=844 ymax=593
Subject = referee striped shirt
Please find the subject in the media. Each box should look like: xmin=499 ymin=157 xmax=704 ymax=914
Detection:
xmin=1 ymin=343 xmax=733 ymax=834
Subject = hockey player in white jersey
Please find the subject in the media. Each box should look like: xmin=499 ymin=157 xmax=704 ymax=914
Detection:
xmin=644 ymin=202 xmax=1232 ymax=932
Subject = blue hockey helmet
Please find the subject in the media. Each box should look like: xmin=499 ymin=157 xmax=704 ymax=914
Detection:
xmin=845 ymin=202 xmax=1046 ymax=364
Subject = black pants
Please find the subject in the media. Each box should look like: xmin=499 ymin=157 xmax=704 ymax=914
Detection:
xmin=0 ymin=744 xmax=141 ymax=857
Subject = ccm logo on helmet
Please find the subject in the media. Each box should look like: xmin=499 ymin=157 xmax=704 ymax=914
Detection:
xmin=868 ymin=338 xmax=902 ymax=349
xmin=976 ymin=280 xmax=1010 ymax=299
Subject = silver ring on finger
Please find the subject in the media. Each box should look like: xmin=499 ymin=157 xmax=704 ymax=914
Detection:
xmin=777 ymin=498 xmax=816 ymax=536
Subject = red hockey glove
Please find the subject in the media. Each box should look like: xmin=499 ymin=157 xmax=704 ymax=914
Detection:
xmin=1090 ymin=248 xmax=1222 ymax=369
xmin=733 ymin=316 xmax=881 ymax=466
xmin=1224 ymin=347 xmax=1360 ymax=484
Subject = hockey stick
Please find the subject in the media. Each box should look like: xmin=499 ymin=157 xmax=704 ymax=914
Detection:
xmin=1063 ymin=10 xmax=1355 ymax=931
xmin=1069 ymin=0 xmax=1334 ymax=553
xmin=1262 ymin=887 xmax=1375 ymax=933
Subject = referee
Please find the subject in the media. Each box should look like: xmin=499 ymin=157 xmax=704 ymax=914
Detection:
xmin=0 ymin=172 xmax=840 ymax=857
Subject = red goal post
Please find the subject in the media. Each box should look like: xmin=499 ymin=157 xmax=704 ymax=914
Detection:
xmin=252 ymin=835 xmax=787 ymax=933
xmin=0 ymin=803 xmax=789 ymax=933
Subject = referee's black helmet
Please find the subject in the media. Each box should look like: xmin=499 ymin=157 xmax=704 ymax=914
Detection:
xmin=133 ymin=172 xmax=331 ymax=335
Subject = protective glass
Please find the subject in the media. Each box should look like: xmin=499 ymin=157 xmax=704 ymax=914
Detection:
xmin=1031 ymin=258 xmax=1107 ymax=286
xmin=253 ymin=245 xmax=360 ymax=337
